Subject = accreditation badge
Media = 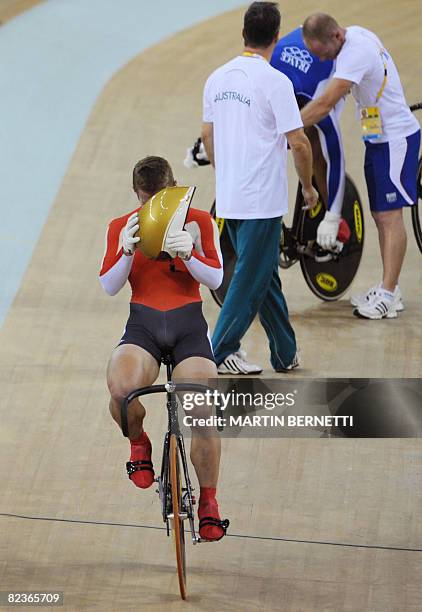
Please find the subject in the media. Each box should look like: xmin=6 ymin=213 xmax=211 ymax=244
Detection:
xmin=360 ymin=106 xmax=383 ymax=141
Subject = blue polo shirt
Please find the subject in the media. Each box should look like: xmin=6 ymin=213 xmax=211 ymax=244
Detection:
xmin=270 ymin=27 xmax=334 ymax=100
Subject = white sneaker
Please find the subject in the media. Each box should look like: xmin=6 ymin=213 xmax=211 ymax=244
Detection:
xmin=217 ymin=349 xmax=263 ymax=375
xmin=350 ymin=284 xmax=379 ymax=307
xmin=351 ymin=284 xmax=404 ymax=312
xmin=353 ymin=288 xmax=397 ymax=319
xmin=275 ymin=351 xmax=300 ymax=373
xmin=392 ymin=286 xmax=404 ymax=312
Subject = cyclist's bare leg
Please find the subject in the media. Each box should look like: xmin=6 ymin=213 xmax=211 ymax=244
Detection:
xmin=372 ymin=209 xmax=406 ymax=291
xmin=174 ymin=356 xmax=226 ymax=540
xmin=305 ymin=125 xmax=328 ymax=206
xmin=107 ymin=344 xmax=159 ymax=440
xmin=173 ymin=356 xmax=220 ymax=488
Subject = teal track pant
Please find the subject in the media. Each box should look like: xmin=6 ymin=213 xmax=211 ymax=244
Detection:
xmin=212 ymin=217 xmax=297 ymax=370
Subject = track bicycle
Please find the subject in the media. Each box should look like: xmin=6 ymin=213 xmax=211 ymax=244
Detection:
xmin=410 ymin=102 xmax=422 ymax=253
xmin=187 ymin=136 xmax=365 ymax=304
xmin=190 ymin=101 xmax=422 ymax=305
xmin=211 ymin=172 xmax=364 ymax=304
xmin=120 ymin=356 xmax=229 ymax=600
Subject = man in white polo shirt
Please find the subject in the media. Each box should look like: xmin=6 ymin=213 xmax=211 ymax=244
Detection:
xmin=201 ymin=2 xmax=318 ymax=374
xmin=301 ymin=13 xmax=420 ymax=319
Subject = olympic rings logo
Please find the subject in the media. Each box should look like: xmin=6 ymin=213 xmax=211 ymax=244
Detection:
xmin=282 ymin=46 xmax=313 ymax=63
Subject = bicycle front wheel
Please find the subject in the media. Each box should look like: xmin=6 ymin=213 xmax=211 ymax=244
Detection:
xmin=209 ymin=201 xmax=236 ymax=306
xmin=169 ymin=434 xmax=187 ymax=600
xmin=299 ymin=174 xmax=365 ymax=301
xmin=411 ymin=157 xmax=422 ymax=254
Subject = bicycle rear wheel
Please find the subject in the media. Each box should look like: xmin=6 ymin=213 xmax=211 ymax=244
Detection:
xmin=210 ymin=201 xmax=236 ymax=306
xmin=411 ymin=157 xmax=422 ymax=254
xmin=169 ymin=434 xmax=187 ymax=600
xmin=299 ymin=175 xmax=365 ymax=300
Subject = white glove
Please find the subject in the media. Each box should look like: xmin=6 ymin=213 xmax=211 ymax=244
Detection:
xmin=184 ymin=146 xmax=198 ymax=169
xmin=183 ymin=140 xmax=209 ymax=169
xmin=164 ymin=230 xmax=193 ymax=260
xmin=122 ymin=212 xmax=140 ymax=255
xmin=196 ymin=141 xmax=209 ymax=162
xmin=317 ymin=210 xmax=341 ymax=250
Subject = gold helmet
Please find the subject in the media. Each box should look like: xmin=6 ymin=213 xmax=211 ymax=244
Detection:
xmin=135 ymin=186 xmax=196 ymax=259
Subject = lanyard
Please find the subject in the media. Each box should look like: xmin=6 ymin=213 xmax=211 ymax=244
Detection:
xmin=351 ymin=30 xmax=388 ymax=103
xmin=375 ymin=50 xmax=388 ymax=103
xmin=242 ymin=51 xmax=267 ymax=62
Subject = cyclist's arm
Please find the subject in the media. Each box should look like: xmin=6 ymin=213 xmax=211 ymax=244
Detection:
xmin=301 ymin=78 xmax=352 ymax=127
xmin=183 ymin=215 xmax=223 ymax=290
xmin=99 ymin=220 xmax=134 ymax=295
xmin=286 ymin=127 xmax=314 ymax=191
xmin=201 ymin=122 xmax=215 ymax=167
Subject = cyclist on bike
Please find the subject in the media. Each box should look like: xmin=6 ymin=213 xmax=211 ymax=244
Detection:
xmin=301 ymin=14 xmax=420 ymax=319
xmin=99 ymin=156 xmax=227 ymax=541
xmin=271 ymin=26 xmax=346 ymax=250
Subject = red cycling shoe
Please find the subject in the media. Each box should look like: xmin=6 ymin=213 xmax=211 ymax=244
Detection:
xmin=198 ymin=497 xmax=229 ymax=542
xmin=126 ymin=431 xmax=155 ymax=489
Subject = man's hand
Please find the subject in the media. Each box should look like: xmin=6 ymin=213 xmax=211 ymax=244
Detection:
xmin=302 ymin=186 xmax=319 ymax=211
xmin=317 ymin=210 xmax=341 ymax=250
xmin=122 ymin=212 xmax=140 ymax=255
xmin=164 ymin=230 xmax=193 ymax=260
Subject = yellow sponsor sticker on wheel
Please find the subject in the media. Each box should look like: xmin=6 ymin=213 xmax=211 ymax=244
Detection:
xmin=309 ymin=201 xmax=322 ymax=219
xmin=215 ymin=216 xmax=225 ymax=235
xmin=353 ymin=201 xmax=363 ymax=243
xmin=316 ymin=273 xmax=338 ymax=292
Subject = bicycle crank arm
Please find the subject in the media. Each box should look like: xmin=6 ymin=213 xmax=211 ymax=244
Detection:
xmin=296 ymin=243 xmax=316 ymax=257
xmin=297 ymin=241 xmax=343 ymax=262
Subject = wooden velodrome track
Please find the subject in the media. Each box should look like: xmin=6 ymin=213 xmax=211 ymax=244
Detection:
xmin=1 ymin=1 xmax=421 ymax=610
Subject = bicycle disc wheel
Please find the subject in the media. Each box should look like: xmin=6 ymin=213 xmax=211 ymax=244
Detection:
xmin=299 ymin=175 xmax=365 ymax=300
xmin=169 ymin=434 xmax=187 ymax=600
xmin=411 ymin=157 xmax=422 ymax=254
xmin=209 ymin=201 xmax=236 ymax=307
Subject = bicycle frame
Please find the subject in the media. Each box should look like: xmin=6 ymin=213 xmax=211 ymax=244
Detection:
xmin=120 ymin=362 xmax=213 ymax=545
xmin=409 ymin=103 xmax=422 ymax=254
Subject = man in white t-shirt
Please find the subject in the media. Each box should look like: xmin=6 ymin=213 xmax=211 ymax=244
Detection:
xmin=201 ymin=2 xmax=318 ymax=374
xmin=301 ymin=13 xmax=420 ymax=320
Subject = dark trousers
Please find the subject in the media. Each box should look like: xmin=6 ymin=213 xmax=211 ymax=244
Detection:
xmin=212 ymin=217 xmax=297 ymax=370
